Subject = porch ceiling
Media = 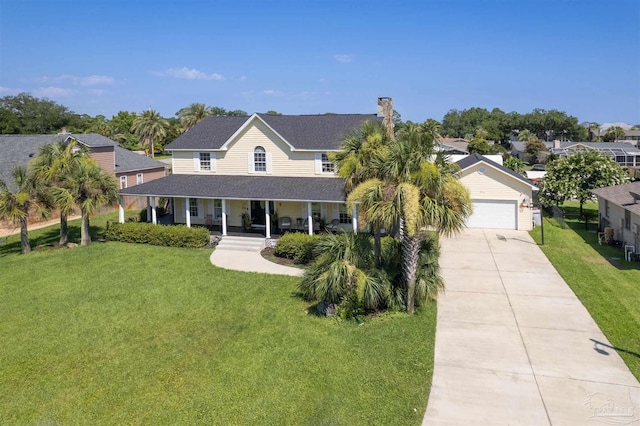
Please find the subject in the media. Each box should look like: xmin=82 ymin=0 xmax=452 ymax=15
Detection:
xmin=119 ymin=174 xmax=347 ymax=202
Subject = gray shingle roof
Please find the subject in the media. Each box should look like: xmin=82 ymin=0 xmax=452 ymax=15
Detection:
xmin=69 ymin=133 xmax=117 ymax=148
xmin=165 ymin=113 xmax=381 ymax=151
xmin=165 ymin=116 xmax=249 ymax=150
xmin=456 ymin=153 xmax=537 ymax=189
xmin=591 ymin=181 xmax=640 ymax=216
xmin=119 ymin=174 xmax=347 ymax=202
xmin=114 ymin=146 xmax=166 ymax=174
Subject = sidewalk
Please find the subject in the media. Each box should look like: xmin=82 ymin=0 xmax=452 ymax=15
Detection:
xmin=210 ymin=249 xmax=304 ymax=277
xmin=423 ymin=228 xmax=639 ymax=425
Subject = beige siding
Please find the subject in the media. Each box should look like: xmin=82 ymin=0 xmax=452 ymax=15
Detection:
xmin=116 ymin=167 xmax=166 ymax=188
xmin=601 ymin=201 xmax=640 ymax=248
xmin=459 ymin=164 xmax=534 ymax=231
xmin=90 ymin=146 xmax=116 ymax=175
xmin=171 ymin=119 xmax=336 ymax=177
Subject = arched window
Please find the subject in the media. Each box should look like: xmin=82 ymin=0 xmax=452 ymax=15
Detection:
xmin=254 ymin=146 xmax=266 ymax=172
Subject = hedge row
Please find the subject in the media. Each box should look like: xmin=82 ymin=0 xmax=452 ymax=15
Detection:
xmin=274 ymin=233 xmax=320 ymax=263
xmin=105 ymin=222 xmax=210 ymax=248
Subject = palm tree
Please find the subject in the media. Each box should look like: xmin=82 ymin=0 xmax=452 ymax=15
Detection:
xmin=0 ymin=166 xmax=48 ymax=254
xmin=299 ymin=232 xmax=390 ymax=317
xmin=517 ymin=129 xmax=537 ymax=142
xmin=51 ymin=158 xmax=118 ymax=246
xmin=348 ymin=131 xmax=472 ymax=315
xmin=331 ymin=120 xmax=392 ymax=262
xmin=422 ymin=119 xmax=442 ymax=143
xmin=31 ymin=139 xmax=88 ymax=245
xmin=605 ymin=126 xmax=626 ymax=143
xmin=177 ymin=103 xmax=211 ymax=131
xmin=130 ymin=109 xmax=169 ymax=158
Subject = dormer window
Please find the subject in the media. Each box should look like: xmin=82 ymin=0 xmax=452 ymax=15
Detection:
xmin=254 ymin=146 xmax=266 ymax=172
xmin=322 ymin=154 xmax=335 ymax=173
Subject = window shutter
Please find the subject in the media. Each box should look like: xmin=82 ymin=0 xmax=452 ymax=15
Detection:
xmin=211 ymin=152 xmax=216 ymax=172
xmin=193 ymin=152 xmax=200 ymax=172
xmin=247 ymin=152 xmax=254 ymax=173
xmin=266 ymin=153 xmax=273 ymax=174
xmin=314 ymin=153 xmax=322 ymax=174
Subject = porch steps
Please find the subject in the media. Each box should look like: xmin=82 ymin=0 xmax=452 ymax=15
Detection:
xmin=215 ymin=236 xmax=265 ymax=252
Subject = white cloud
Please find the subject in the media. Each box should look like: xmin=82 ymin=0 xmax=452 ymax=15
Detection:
xmin=0 ymin=86 xmax=23 ymax=95
xmin=89 ymin=89 xmax=106 ymax=96
xmin=79 ymin=75 xmax=114 ymax=86
xmin=36 ymin=74 xmax=115 ymax=86
xmin=33 ymin=87 xmax=74 ymax=98
xmin=153 ymin=67 xmax=224 ymax=80
xmin=334 ymin=54 xmax=354 ymax=63
xmin=263 ymin=90 xmax=283 ymax=96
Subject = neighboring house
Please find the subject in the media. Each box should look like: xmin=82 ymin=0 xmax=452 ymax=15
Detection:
xmin=438 ymin=138 xmax=469 ymax=154
xmin=591 ymin=181 xmax=640 ymax=249
xmin=511 ymin=140 xmax=640 ymax=167
xmin=120 ymin=113 xmax=381 ymax=236
xmin=456 ymin=153 xmax=538 ymax=230
xmin=0 ymin=133 xmax=166 ymax=208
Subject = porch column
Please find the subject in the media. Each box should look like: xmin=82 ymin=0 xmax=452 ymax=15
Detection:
xmin=151 ymin=197 xmax=157 ymax=225
xmin=185 ymin=197 xmax=191 ymax=228
xmin=307 ymin=202 xmax=313 ymax=235
xmin=265 ymin=200 xmax=271 ymax=238
xmin=352 ymin=204 xmax=358 ymax=234
xmin=146 ymin=197 xmax=151 ymax=223
xmin=221 ymin=199 xmax=227 ymax=236
xmin=118 ymin=196 xmax=125 ymax=223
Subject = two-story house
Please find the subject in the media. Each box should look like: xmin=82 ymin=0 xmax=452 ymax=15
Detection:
xmin=119 ymin=113 xmax=379 ymax=237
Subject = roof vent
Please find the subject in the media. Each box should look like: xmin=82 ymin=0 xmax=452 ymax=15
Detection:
xmin=28 ymin=153 xmax=35 ymax=158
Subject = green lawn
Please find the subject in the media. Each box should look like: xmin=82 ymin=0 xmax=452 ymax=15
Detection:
xmin=0 ymin=214 xmax=436 ymax=425
xmin=530 ymin=201 xmax=640 ymax=381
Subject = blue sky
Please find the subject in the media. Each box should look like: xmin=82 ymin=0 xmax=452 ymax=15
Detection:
xmin=1 ymin=0 xmax=639 ymax=124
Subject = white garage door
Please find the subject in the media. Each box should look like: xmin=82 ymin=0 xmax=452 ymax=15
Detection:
xmin=467 ymin=200 xmax=517 ymax=230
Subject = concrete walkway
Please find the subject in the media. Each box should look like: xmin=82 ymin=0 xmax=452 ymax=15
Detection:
xmin=210 ymin=249 xmax=304 ymax=277
xmin=424 ymin=228 xmax=639 ymax=425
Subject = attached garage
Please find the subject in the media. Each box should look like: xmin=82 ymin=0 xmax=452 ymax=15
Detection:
xmin=466 ymin=200 xmax=517 ymax=229
xmin=456 ymin=154 xmax=538 ymax=231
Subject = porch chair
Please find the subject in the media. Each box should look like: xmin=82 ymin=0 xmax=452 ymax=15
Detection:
xmin=325 ymin=219 xmax=340 ymax=233
xmin=279 ymin=216 xmax=292 ymax=231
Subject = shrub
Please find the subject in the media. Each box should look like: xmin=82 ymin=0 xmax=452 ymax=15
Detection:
xmin=274 ymin=233 xmax=320 ymax=263
xmin=105 ymin=222 xmax=210 ymax=248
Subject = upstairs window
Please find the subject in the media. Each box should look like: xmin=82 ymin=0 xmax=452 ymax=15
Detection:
xmin=254 ymin=146 xmax=266 ymax=172
xmin=136 ymin=173 xmax=143 ymax=185
xmin=200 ymin=153 xmax=211 ymax=171
xmin=322 ymin=154 xmax=335 ymax=173
xmin=120 ymin=175 xmax=127 ymax=190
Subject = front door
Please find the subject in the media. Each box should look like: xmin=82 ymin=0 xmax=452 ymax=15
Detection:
xmin=250 ymin=201 xmax=276 ymax=225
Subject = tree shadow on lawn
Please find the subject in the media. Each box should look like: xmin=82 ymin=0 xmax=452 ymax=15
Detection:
xmin=564 ymin=220 xmax=639 ymax=271
xmin=0 ymin=223 xmax=104 ymax=256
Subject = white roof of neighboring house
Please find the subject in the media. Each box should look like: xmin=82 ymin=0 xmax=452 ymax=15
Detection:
xmin=524 ymin=171 xmax=546 ymax=180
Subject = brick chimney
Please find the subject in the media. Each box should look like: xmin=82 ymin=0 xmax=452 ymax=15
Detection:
xmin=58 ymin=127 xmax=69 ymax=135
xmin=377 ymin=97 xmax=394 ymax=140
xmin=553 ymin=139 xmax=561 ymax=149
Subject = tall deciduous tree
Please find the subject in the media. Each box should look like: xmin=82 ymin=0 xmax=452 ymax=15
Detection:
xmin=539 ymin=151 xmax=629 ymax=215
xmin=130 ymin=109 xmax=169 ymax=158
xmin=51 ymin=159 xmax=118 ymax=246
xmin=525 ymin=140 xmax=548 ymax=163
xmin=0 ymin=166 xmax=48 ymax=253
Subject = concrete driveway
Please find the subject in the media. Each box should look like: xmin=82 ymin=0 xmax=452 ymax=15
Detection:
xmin=423 ymin=228 xmax=639 ymax=425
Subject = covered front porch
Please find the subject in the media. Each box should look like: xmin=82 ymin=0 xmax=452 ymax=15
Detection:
xmin=118 ymin=174 xmax=358 ymax=238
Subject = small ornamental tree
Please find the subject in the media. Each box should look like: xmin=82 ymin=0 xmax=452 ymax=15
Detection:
xmin=467 ymin=138 xmax=491 ymax=154
xmin=504 ymin=157 xmax=527 ymax=174
xmin=524 ymin=140 xmax=548 ymax=163
xmin=539 ymin=151 xmax=628 ymax=215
